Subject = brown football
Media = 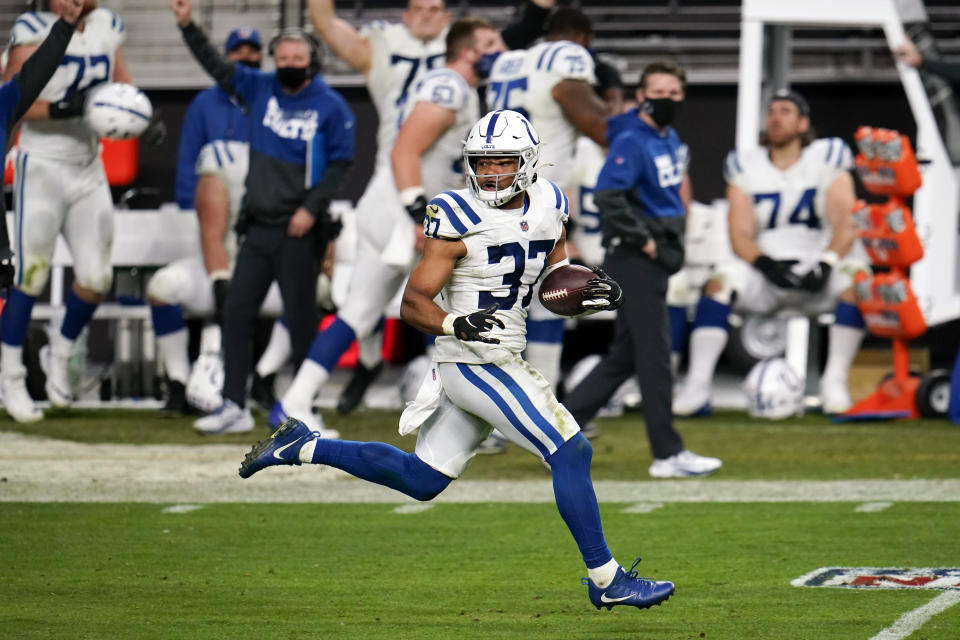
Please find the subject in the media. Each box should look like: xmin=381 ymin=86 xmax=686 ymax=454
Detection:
xmin=538 ymin=264 xmax=595 ymax=317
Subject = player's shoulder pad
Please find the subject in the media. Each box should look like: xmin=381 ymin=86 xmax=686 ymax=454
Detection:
xmin=9 ymin=12 xmax=55 ymax=47
xmin=533 ymin=40 xmax=594 ymax=80
xmin=425 ymin=190 xmax=485 ymax=239
xmin=810 ymin=136 xmax=853 ymax=170
xmin=722 ymin=148 xmax=744 ymax=184
xmin=536 ymin=178 xmax=570 ymax=219
xmin=413 ymin=69 xmax=468 ymax=109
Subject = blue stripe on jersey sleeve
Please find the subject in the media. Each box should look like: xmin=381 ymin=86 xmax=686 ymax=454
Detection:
xmin=547 ymin=181 xmax=563 ymax=209
xmin=222 ymin=141 xmax=235 ymax=163
xmin=15 ymin=17 xmax=38 ymax=33
xmin=429 ymin=197 xmax=468 ymax=234
xmin=536 ymin=44 xmax=552 ymax=70
xmin=546 ymin=44 xmax=572 ymax=72
xmin=444 ymin=191 xmax=482 ymax=224
xmin=33 ymin=11 xmax=48 ymax=26
xmin=212 ymin=143 xmax=223 ymax=167
xmin=824 ymin=138 xmax=837 ymax=165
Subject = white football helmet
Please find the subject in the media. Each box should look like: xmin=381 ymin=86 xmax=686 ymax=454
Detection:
xmin=463 ymin=109 xmax=540 ymax=207
xmin=84 ymin=82 xmax=153 ymax=140
xmin=743 ymin=357 xmax=804 ymax=420
xmin=186 ymin=353 xmax=224 ymax=413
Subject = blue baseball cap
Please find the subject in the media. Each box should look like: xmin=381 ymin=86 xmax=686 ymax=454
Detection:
xmin=225 ymin=27 xmax=262 ymax=53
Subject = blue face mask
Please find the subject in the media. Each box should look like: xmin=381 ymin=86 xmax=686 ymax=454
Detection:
xmin=475 ymin=52 xmax=501 ymax=79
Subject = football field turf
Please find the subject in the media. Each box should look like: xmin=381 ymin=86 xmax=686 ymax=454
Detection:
xmin=1 ymin=410 xmax=959 ymax=639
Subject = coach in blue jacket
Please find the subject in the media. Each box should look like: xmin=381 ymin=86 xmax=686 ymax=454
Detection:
xmin=563 ymin=60 xmax=722 ymax=479
xmin=172 ymin=0 xmax=354 ymax=433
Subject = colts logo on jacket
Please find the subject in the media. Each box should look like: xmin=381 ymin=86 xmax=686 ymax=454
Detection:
xmin=262 ymin=97 xmax=318 ymax=141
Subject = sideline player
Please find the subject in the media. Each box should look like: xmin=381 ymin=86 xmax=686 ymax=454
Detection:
xmin=239 ymin=110 xmax=676 ymax=612
xmin=0 ymin=1 xmax=86 ymax=292
xmin=672 ymin=89 xmax=865 ymax=416
xmin=1 ymin=0 xmax=131 ymax=422
xmin=148 ymin=27 xmax=262 ymax=415
xmin=486 ymin=8 xmax=609 ymax=390
xmin=304 ymin=0 xmax=449 ymax=411
xmin=271 ymin=13 xmax=503 ymax=429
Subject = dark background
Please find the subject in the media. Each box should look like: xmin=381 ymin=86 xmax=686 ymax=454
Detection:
xmin=138 ymin=82 xmax=916 ymax=207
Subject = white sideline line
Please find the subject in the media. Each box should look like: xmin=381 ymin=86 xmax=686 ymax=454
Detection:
xmin=868 ymin=591 xmax=960 ymax=640
xmin=393 ymin=504 xmax=434 ymax=514
xmin=622 ymin=502 xmax=664 ymax=514
xmin=161 ymin=504 xmax=203 ymax=514
xmin=855 ymin=502 xmax=893 ymax=513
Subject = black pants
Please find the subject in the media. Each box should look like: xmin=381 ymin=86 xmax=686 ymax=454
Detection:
xmin=563 ymin=247 xmax=684 ymax=460
xmin=222 ymin=224 xmax=321 ymax=406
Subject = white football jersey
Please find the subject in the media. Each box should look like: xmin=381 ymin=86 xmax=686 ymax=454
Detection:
xmin=724 ymin=137 xmax=853 ymax=259
xmin=399 ymin=68 xmax=478 ymax=197
xmin=10 ymin=9 xmax=125 ymax=163
xmin=426 ymin=178 xmax=570 ymax=364
xmin=566 ymin=137 xmax=607 ymax=266
xmin=487 ymin=41 xmax=596 ymax=189
xmin=194 ymin=139 xmax=249 ymax=268
xmin=361 ymin=20 xmax=447 ymax=169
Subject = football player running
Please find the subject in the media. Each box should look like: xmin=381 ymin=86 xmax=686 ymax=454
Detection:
xmin=485 ymin=8 xmax=609 ymax=391
xmin=2 ymin=0 xmax=131 ymax=422
xmin=239 ymin=110 xmax=676 ymax=612
xmin=672 ymin=89 xmax=866 ymax=416
xmin=271 ymin=14 xmax=504 ymax=430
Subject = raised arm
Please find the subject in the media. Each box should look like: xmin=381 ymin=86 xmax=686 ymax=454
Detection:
xmin=3 ymin=0 xmax=83 ymax=124
xmin=170 ymin=0 xmax=236 ymax=91
xmin=308 ymin=0 xmax=373 ymax=76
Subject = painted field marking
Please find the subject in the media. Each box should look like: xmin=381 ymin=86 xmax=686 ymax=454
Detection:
xmin=793 ymin=568 xmax=960 ymax=639
xmin=868 ymin=591 xmax=960 ymax=640
xmin=161 ymin=504 xmax=203 ymax=514
xmin=855 ymin=502 xmax=893 ymax=513
xmin=394 ymin=503 xmax=435 ymax=514
xmin=622 ymin=502 xmax=664 ymax=514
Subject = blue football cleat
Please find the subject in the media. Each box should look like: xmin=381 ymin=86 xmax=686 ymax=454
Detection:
xmin=583 ymin=558 xmax=675 ymax=611
xmin=238 ymin=417 xmax=316 ymax=479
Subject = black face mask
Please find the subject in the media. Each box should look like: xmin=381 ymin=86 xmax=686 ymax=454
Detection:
xmin=276 ymin=66 xmax=309 ymax=89
xmin=642 ymin=98 xmax=683 ymax=128
xmin=237 ymin=59 xmax=262 ymax=70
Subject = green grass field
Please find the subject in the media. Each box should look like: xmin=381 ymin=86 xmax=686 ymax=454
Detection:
xmin=2 ymin=409 xmax=959 ymax=639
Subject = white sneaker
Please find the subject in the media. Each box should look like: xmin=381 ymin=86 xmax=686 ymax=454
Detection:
xmin=672 ymin=382 xmax=712 ymax=417
xmin=194 ymin=399 xmax=255 ymax=435
xmin=477 ymin=429 xmax=508 ymax=454
xmin=820 ymin=381 xmax=852 ymax=415
xmin=42 ymin=341 xmax=73 ymax=409
xmin=649 ymin=450 xmax=722 ymax=478
xmin=295 ymin=405 xmax=340 ymax=440
xmin=1 ymin=371 xmax=43 ymax=423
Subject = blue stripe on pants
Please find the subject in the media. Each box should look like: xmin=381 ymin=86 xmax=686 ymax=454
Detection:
xmin=481 ymin=363 xmax=565 ymax=449
xmin=456 ymin=363 xmax=552 ymax=458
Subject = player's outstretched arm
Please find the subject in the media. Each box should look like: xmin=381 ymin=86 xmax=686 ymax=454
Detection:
xmin=400 ymin=237 xmax=466 ymax=335
xmin=308 ymin=0 xmax=373 ymax=76
xmin=552 ymin=79 xmax=608 ymax=146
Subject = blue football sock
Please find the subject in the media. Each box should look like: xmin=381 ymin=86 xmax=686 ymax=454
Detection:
xmin=668 ymin=305 xmax=688 ymax=354
xmin=834 ymin=301 xmax=866 ymax=329
xmin=311 ymin=439 xmax=451 ymax=502
xmin=150 ymin=304 xmax=186 ymax=337
xmin=0 ymin=288 xmax=36 ymax=347
xmin=692 ymin=296 xmax=731 ymax=329
xmin=307 ymin=316 xmax=356 ymax=371
xmin=61 ymin=290 xmax=98 ymax=341
xmin=548 ymin=433 xmax=613 ymax=568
